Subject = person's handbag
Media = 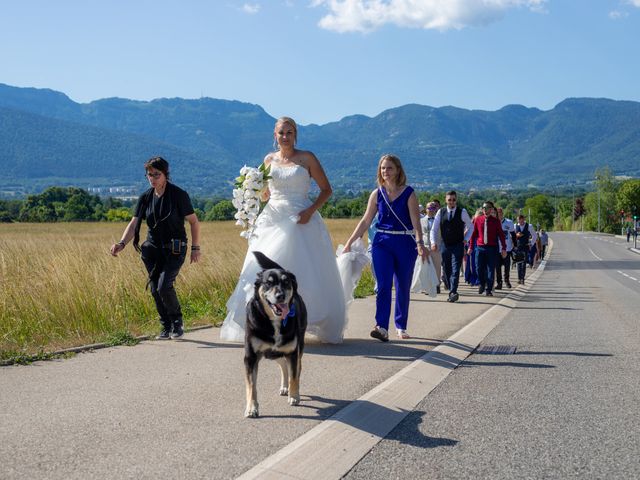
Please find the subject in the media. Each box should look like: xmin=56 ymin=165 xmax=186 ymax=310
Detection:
xmin=512 ymin=248 xmax=526 ymax=263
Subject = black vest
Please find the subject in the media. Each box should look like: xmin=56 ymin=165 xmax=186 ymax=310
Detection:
xmin=440 ymin=207 xmax=465 ymax=246
xmin=515 ymin=223 xmax=530 ymax=249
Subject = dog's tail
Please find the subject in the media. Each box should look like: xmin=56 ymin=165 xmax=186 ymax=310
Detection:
xmin=253 ymin=251 xmax=283 ymax=271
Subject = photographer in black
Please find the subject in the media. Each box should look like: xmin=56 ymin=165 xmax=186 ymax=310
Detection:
xmin=110 ymin=156 xmax=201 ymax=339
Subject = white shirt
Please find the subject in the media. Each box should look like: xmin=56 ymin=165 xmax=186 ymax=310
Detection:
xmin=430 ymin=206 xmax=473 ymax=247
xmin=500 ymin=217 xmax=516 ymax=252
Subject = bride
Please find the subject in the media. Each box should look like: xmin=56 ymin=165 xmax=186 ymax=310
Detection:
xmin=220 ymin=116 xmax=347 ymax=343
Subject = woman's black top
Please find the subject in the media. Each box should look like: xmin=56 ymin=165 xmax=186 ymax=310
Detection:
xmin=134 ymin=183 xmax=194 ymax=246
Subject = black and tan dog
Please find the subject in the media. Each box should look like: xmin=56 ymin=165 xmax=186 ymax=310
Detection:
xmin=244 ymin=251 xmax=308 ymax=418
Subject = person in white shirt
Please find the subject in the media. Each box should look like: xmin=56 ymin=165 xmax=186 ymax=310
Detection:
xmin=420 ymin=201 xmax=442 ymax=294
xmin=429 ymin=191 xmax=473 ymax=302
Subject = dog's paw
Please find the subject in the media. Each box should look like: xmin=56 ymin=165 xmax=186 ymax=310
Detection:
xmin=288 ymin=395 xmax=300 ymax=406
xmin=244 ymin=405 xmax=259 ymax=418
xmin=279 ymin=387 xmax=289 ymax=396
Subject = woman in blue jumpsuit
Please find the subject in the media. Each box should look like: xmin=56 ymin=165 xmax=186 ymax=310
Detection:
xmin=343 ymin=154 xmax=427 ymax=341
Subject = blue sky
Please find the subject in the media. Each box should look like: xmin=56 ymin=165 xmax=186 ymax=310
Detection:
xmin=1 ymin=0 xmax=639 ymax=125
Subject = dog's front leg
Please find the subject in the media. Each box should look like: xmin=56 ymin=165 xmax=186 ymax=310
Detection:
xmin=287 ymin=352 xmax=301 ymax=406
xmin=244 ymin=354 xmax=260 ymax=418
xmin=275 ymin=356 xmax=289 ymax=396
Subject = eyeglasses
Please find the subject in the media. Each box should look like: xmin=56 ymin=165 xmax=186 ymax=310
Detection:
xmin=146 ymin=172 xmax=162 ymax=179
xmin=482 ymin=205 xmax=491 ymax=210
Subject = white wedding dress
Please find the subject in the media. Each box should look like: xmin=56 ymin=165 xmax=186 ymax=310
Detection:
xmin=220 ymin=163 xmax=347 ymax=343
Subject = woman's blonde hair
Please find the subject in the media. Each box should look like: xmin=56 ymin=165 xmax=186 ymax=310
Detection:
xmin=274 ymin=116 xmax=298 ymax=150
xmin=376 ymin=154 xmax=406 ymax=187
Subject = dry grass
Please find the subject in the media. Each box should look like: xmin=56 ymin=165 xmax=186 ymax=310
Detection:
xmin=0 ymin=219 xmax=363 ymax=357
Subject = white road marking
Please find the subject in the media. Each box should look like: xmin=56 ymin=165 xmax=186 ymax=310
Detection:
xmin=616 ymin=270 xmax=640 ymax=284
xmin=588 ymin=247 xmax=603 ymax=261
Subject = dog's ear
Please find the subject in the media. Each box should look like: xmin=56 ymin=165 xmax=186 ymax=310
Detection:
xmin=288 ymin=271 xmax=298 ymax=294
xmin=253 ymin=251 xmax=283 ymax=271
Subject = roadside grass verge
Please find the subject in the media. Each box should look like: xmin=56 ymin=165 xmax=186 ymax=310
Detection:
xmin=1 ymin=219 xmax=364 ymax=363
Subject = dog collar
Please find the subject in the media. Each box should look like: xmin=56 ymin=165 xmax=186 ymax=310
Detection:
xmin=282 ymin=303 xmax=295 ymax=327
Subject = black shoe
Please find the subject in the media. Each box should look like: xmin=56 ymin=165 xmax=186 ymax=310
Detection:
xmin=171 ymin=325 xmax=184 ymax=339
xmin=495 ymin=283 xmax=502 ymax=290
xmin=156 ymin=328 xmax=171 ymax=340
xmin=485 ymin=291 xmax=493 ymax=296
xmin=370 ymin=326 xmax=389 ymax=342
xmin=449 ymin=292 xmax=459 ymax=303
xmin=505 ymin=281 xmax=512 ymax=288
xmin=436 ymin=286 xmax=441 ymax=294
xmin=478 ymin=285 xmax=485 ymax=295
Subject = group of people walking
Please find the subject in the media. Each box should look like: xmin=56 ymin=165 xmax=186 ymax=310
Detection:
xmin=110 ymin=116 xmax=545 ymax=345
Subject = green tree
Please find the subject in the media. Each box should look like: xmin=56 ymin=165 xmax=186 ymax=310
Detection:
xmin=105 ymin=207 xmax=132 ymax=222
xmin=616 ymin=179 xmax=640 ymax=222
xmin=524 ymin=194 xmax=554 ymax=230
xmin=204 ymin=200 xmax=235 ymax=221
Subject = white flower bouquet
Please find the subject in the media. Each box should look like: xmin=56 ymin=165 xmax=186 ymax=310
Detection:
xmin=232 ymin=164 xmax=271 ymax=239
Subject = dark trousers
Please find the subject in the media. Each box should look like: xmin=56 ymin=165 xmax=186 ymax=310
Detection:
xmin=441 ymin=243 xmax=464 ymax=295
xmin=496 ymin=250 xmax=511 ymax=285
xmin=141 ymin=242 xmax=186 ymax=330
xmin=515 ymin=246 xmax=529 ymax=281
xmin=372 ymin=236 xmax=417 ymax=331
xmin=475 ymin=245 xmax=498 ymax=292
xmin=541 ymin=245 xmax=547 ymax=259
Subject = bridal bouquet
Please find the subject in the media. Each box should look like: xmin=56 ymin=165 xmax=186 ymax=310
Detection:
xmin=232 ymin=164 xmax=271 ymax=239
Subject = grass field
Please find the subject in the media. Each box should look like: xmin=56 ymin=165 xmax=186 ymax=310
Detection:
xmin=0 ymin=219 xmax=372 ymax=361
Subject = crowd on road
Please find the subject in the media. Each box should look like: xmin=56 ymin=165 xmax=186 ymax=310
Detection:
xmin=110 ymin=115 xmax=548 ymax=345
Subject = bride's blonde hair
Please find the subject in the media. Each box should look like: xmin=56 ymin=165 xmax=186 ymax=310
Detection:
xmin=273 ymin=116 xmax=298 ymax=150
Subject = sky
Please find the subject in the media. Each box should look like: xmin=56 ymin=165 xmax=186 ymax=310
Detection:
xmin=1 ymin=0 xmax=639 ymax=125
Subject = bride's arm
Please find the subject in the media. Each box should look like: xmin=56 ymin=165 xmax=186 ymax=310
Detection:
xmin=343 ymin=190 xmax=378 ymax=252
xmin=298 ymin=152 xmax=331 ymax=224
xmin=260 ymin=154 xmax=272 ymax=202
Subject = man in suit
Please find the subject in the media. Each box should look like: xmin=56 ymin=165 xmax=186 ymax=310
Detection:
xmin=430 ymin=191 xmax=473 ymax=302
xmin=420 ymin=201 xmax=442 ymax=294
xmin=468 ymin=201 xmax=507 ymax=296
xmin=514 ymin=214 xmax=533 ymax=284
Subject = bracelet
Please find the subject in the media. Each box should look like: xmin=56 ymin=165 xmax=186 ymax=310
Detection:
xmin=191 ymin=246 xmax=200 ymax=251
xmin=117 ymin=241 xmax=125 ymax=247
xmin=416 ymin=239 xmax=425 ymax=245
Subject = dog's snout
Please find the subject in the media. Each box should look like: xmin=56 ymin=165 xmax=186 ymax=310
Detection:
xmin=274 ymin=288 xmax=286 ymax=303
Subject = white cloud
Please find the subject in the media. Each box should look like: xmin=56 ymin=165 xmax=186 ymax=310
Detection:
xmin=609 ymin=10 xmax=628 ymax=19
xmin=242 ymin=3 xmax=261 ymax=14
xmin=311 ymin=0 xmax=548 ymax=33
xmin=627 ymin=0 xmax=640 ymax=7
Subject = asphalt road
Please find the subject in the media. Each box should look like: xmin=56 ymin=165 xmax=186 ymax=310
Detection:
xmin=4 ymin=234 xmax=637 ymax=479
xmin=345 ymin=232 xmax=640 ymax=479
xmin=1 ymin=253 xmax=515 ymax=479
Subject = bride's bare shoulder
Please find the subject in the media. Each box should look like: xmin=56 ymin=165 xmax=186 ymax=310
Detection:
xmin=263 ymin=152 xmax=277 ymax=167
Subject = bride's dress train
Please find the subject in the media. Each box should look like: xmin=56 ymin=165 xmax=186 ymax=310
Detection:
xmin=220 ymin=163 xmax=347 ymax=343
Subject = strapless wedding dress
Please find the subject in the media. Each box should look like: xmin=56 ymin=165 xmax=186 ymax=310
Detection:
xmin=220 ymin=163 xmax=347 ymax=343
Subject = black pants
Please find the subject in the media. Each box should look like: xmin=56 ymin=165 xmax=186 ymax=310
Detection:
xmin=495 ymin=250 xmax=511 ymax=285
xmin=141 ymin=242 xmax=186 ymax=330
xmin=515 ymin=246 xmax=529 ymax=281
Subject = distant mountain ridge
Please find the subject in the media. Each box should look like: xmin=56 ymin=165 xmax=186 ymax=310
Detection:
xmin=1 ymin=83 xmax=638 ymax=197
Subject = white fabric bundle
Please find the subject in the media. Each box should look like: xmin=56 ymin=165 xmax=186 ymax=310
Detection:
xmin=410 ymin=256 xmax=438 ymax=297
xmin=335 ymin=238 xmax=371 ymax=306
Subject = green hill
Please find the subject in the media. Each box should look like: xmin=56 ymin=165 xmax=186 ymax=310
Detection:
xmin=1 ymin=83 xmax=638 ymax=197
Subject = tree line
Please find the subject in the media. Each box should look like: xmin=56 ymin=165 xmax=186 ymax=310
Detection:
xmin=1 ymin=170 xmax=639 ymax=234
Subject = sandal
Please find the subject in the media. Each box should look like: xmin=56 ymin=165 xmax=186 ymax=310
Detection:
xmin=370 ymin=326 xmax=389 ymax=342
xmin=397 ymin=329 xmax=411 ymax=339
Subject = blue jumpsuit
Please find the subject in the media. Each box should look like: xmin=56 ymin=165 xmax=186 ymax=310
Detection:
xmin=372 ymin=187 xmax=418 ymax=331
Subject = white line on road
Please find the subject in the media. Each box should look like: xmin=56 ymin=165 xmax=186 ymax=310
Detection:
xmin=238 ymin=254 xmax=551 ymax=480
xmin=616 ymin=270 xmax=640 ymax=284
xmin=588 ymin=247 xmax=603 ymax=261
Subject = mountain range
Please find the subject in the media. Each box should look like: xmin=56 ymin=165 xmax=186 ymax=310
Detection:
xmin=1 ymin=82 xmax=639 ymax=198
